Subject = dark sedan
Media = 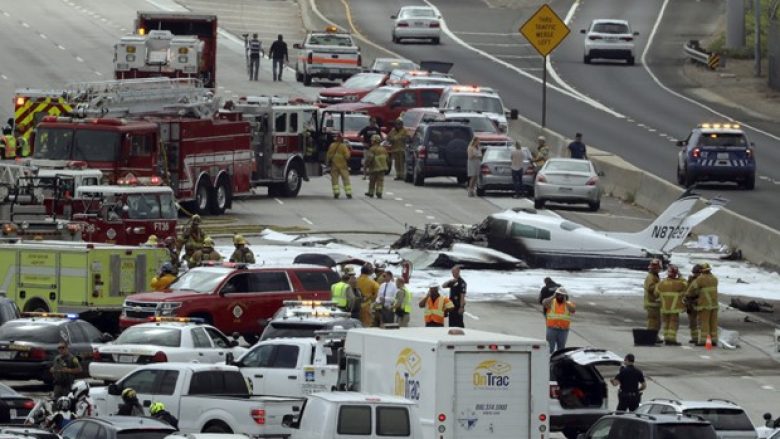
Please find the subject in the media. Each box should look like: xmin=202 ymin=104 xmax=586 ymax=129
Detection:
xmin=0 ymin=383 xmax=35 ymax=424
xmin=0 ymin=314 xmax=112 ymax=383
xmin=60 ymin=416 xmax=177 ymax=439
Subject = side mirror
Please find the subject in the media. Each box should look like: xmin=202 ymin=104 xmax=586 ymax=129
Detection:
xmin=225 ymin=352 xmax=235 ymax=366
xmin=229 ymin=339 xmax=239 ymax=348
xmin=597 ymin=170 xmax=605 ymax=177
xmin=509 ymin=109 xmax=519 ymax=120
xmin=293 ymin=43 xmax=302 ymax=49
xmin=580 ymin=29 xmax=586 ymax=34
xmin=676 ymin=140 xmax=686 ymax=147
xmin=107 ymin=383 xmax=121 ymax=396
xmin=100 ymin=333 xmax=114 ymax=343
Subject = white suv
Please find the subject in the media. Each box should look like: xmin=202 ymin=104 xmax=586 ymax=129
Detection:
xmin=581 ymin=19 xmax=638 ymax=65
xmin=438 ymin=85 xmax=516 ymax=132
xmin=636 ymin=399 xmax=757 ymax=439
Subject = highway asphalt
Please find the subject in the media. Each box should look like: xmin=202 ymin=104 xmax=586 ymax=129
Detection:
xmin=314 ymin=0 xmax=780 ymax=232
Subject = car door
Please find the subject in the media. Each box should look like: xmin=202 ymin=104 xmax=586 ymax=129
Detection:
xmin=262 ymin=343 xmax=303 ymax=396
xmin=114 ymin=368 xmax=179 ymax=416
xmin=246 ymin=271 xmax=294 ymax=328
xmin=585 ymin=418 xmax=615 ymax=439
xmin=387 ymin=90 xmax=418 ymax=122
xmin=64 ymin=322 xmax=91 ymax=373
xmin=203 ymin=326 xmax=236 ymax=363
xmin=218 ymin=273 xmax=256 ymax=333
xmin=190 ymin=327 xmax=218 ymax=363
xmin=237 ymin=343 xmax=276 ymax=395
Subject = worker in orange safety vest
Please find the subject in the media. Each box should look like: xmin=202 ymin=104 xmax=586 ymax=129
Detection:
xmin=418 ymin=282 xmax=454 ymax=327
xmin=542 ymin=288 xmax=576 ymax=354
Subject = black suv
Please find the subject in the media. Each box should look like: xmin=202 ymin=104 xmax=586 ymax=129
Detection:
xmin=580 ymin=413 xmax=717 ymax=439
xmin=404 ymin=120 xmax=474 ymax=186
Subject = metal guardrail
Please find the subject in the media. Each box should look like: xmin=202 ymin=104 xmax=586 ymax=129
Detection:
xmin=683 ymin=40 xmax=721 ymax=70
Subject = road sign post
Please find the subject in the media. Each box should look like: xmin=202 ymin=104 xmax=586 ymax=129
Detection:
xmin=520 ymin=4 xmax=570 ymax=128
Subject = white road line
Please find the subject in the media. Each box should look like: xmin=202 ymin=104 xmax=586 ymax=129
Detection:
xmin=394 ymin=197 xmax=403 ymax=201
xmin=2 ymin=12 xmax=9 ymax=17
xmin=94 ymin=71 xmax=103 ymax=76
xmin=642 ymin=0 xmax=780 ymax=142
xmin=21 ymin=22 xmax=29 ymax=28
xmin=588 ymin=302 xmax=596 ymax=306
xmin=455 ymin=31 xmax=516 ymax=36
xmin=759 ymin=175 xmax=771 ymax=181
xmin=386 ymin=192 xmax=394 ymax=196
xmin=647 ymin=128 xmax=656 ymax=132
xmin=762 ymin=385 xmax=775 ymax=390
xmin=422 ymin=0 xmax=624 ymax=118
xmin=469 ymin=42 xmax=531 ymax=47
xmin=57 ymin=45 xmax=66 ymax=50
xmin=426 ymin=215 xmax=435 ymax=220
xmin=310 ymin=0 xmax=400 ymax=58
xmin=699 ymin=355 xmax=711 ymax=359
xmin=404 ymin=203 xmax=413 ymax=207
xmin=415 ymin=209 xmax=424 ymax=214
xmin=39 ymin=34 xmax=47 ymax=39
xmin=76 ymin=56 xmax=84 ymax=63
xmin=301 ymin=217 xmax=313 ymax=225
xmin=622 ymin=318 xmax=633 ymax=323
xmin=0 ymin=75 xmax=6 ymax=80
xmin=498 ymin=55 xmax=540 ymax=60
xmin=274 ymin=198 xmax=284 ymax=205
xmin=464 ymin=311 xmax=480 ymax=320
xmin=681 ymin=345 xmax=692 ymax=350
xmin=603 ymin=310 xmax=614 ymax=314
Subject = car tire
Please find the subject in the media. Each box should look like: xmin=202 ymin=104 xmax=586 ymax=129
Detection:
xmin=303 ymin=70 xmax=312 ymax=86
xmin=476 ymin=186 xmax=485 ymax=196
xmin=413 ymin=165 xmax=425 ymax=186
xmin=534 ymin=199 xmax=545 ymax=209
xmin=742 ymin=174 xmax=756 ymax=190
xmin=295 ymin=66 xmax=303 ymax=82
xmin=280 ymin=164 xmax=303 ymax=197
xmin=404 ymin=159 xmax=414 ymax=183
xmin=583 ymin=54 xmax=591 ymax=64
xmin=627 ymin=56 xmax=635 ymax=66
xmin=209 ymin=177 xmax=231 ymax=215
xmin=456 ymin=176 xmax=468 ymax=185
xmin=195 ymin=178 xmax=212 ymax=215
xmin=676 ymin=165 xmax=684 ymax=185
xmin=684 ymin=170 xmax=696 ymax=188
xmin=588 ymin=200 xmax=600 ymax=211
xmin=392 ymin=33 xmax=399 ymax=43
xmin=433 ymin=37 xmax=440 ymax=44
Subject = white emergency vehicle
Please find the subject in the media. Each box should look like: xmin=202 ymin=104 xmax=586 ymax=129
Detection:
xmin=438 ymin=85 xmax=517 ymax=132
xmin=294 ymin=27 xmax=361 ymax=86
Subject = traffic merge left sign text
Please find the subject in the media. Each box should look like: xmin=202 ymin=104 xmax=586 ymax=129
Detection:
xmin=519 ymin=4 xmax=570 ymax=57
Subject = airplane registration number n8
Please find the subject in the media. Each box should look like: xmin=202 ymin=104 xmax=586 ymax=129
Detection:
xmin=651 ymin=225 xmax=690 ymax=240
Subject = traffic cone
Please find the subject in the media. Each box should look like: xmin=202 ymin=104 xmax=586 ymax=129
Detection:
xmin=705 ymin=335 xmax=713 ymax=351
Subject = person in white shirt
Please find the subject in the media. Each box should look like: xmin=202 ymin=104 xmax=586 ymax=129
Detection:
xmin=510 ymin=141 xmax=533 ymax=198
xmin=374 ymin=270 xmax=398 ymax=327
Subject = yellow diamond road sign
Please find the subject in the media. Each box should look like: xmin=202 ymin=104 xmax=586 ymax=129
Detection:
xmin=519 ymin=4 xmax=570 ymax=57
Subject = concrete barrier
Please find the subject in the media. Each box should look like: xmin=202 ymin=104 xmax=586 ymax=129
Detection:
xmin=508 ymin=114 xmax=780 ymax=269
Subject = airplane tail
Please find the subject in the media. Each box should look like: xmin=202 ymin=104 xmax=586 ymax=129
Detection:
xmin=606 ymin=193 xmax=726 ymax=253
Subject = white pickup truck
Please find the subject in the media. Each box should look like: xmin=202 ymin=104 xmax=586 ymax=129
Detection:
xmin=91 ymin=363 xmax=304 ymax=436
xmin=293 ymin=27 xmax=361 ymax=86
xmin=281 ymin=392 xmax=424 ymax=439
xmin=227 ymin=336 xmax=341 ymax=397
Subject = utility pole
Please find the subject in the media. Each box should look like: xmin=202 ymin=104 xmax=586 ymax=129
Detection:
xmin=755 ymin=0 xmax=762 ymax=76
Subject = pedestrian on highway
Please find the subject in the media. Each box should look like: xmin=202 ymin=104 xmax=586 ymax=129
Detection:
xmin=189 ymin=237 xmax=223 ymax=266
xmin=150 ymin=262 xmax=177 ymax=291
xmin=510 ymin=141 xmax=533 ymax=198
xmin=229 ymin=235 xmax=256 ymax=264
xmin=542 ymin=288 xmax=576 ymax=354
xmin=684 ymin=264 xmax=702 ymax=344
xmin=357 ymin=264 xmax=380 ymax=327
xmin=326 ymin=132 xmax=352 ymax=199
xmin=365 ymin=135 xmax=389 ymax=198
xmin=532 ymin=135 xmax=550 ymax=168
xmin=419 ymin=283 xmax=454 ymax=327
xmin=567 ymin=132 xmax=587 ymax=159
xmin=644 ymin=259 xmax=662 ymax=336
xmin=50 ymin=341 xmax=82 ymax=399
xmin=466 ymin=137 xmax=482 ymax=197
xmin=247 ymin=33 xmax=264 ymax=81
xmin=359 ymin=118 xmax=383 ymax=179
xmin=387 ymin=119 xmax=409 ymax=180
xmin=538 ymin=277 xmax=561 ymax=313
xmin=656 ymin=264 xmax=687 ymax=345
xmin=393 ymin=277 xmax=412 ymax=327
xmin=686 ymin=262 xmax=719 ymax=346
xmin=441 ymin=265 xmax=466 ymax=328
xmin=177 ymin=214 xmax=205 ymax=264
xmin=268 ymin=34 xmax=289 ymax=82
xmin=375 ymin=270 xmax=398 ymax=327
xmin=610 ymin=353 xmax=646 ymax=412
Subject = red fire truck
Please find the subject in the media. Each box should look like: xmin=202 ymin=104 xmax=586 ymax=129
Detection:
xmin=116 ymin=12 xmax=218 ymax=89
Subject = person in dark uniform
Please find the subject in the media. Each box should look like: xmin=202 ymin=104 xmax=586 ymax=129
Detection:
xmin=442 ymin=265 xmax=467 ymax=328
xmin=357 ymin=118 xmax=383 ymax=179
xmin=268 ymin=34 xmax=289 ymax=81
xmin=610 ymin=353 xmax=646 ymax=412
xmin=538 ymin=277 xmax=561 ymax=312
xmin=247 ymin=33 xmax=264 ymax=81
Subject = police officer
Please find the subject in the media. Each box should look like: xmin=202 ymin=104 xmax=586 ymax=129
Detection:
xmin=178 ymin=215 xmax=205 ymax=263
xmin=610 ymin=353 xmax=646 ymax=412
xmin=189 ymin=237 xmax=223 ymax=266
xmin=247 ymin=33 xmax=264 ymax=81
xmin=229 ymin=235 xmax=255 ymax=263
xmin=50 ymin=341 xmax=82 ymax=399
xmin=442 ymin=265 xmax=466 ymax=328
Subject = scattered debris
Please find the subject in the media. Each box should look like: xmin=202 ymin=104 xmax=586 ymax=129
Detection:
xmin=730 ymin=296 xmax=774 ymax=313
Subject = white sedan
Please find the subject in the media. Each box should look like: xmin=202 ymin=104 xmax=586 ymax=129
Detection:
xmin=581 ymin=19 xmax=639 ymax=65
xmin=391 ymin=6 xmax=442 ymax=44
xmin=89 ymin=318 xmax=246 ymax=382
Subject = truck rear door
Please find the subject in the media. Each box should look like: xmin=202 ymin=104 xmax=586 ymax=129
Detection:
xmin=453 ymin=352 xmax=530 ymax=439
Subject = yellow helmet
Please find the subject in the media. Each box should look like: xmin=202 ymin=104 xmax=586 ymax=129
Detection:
xmin=146 ymin=235 xmax=158 ymax=245
xmin=191 ymin=214 xmax=202 ymax=224
xmin=371 ymin=134 xmax=382 ymax=144
xmin=121 ymin=388 xmax=137 ymax=400
xmin=203 ymin=237 xmax=215 ymax=247
xmin=699 ymin=262 xmax=712 ymax=272
xmin=234 ymin=235 xmax=247 ymax=245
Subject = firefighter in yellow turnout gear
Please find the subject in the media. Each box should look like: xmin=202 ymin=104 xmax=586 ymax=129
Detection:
xmin=326 ymin=133 xmax=352 ymax=199
xmin=386 ymin=119 xmax=409 ymax=181
xmin=684 ymin=264 xmax=701 ymax=344
xmin=365 ymin=135 xmax=389 ymax=198
xmin=656 ymin=264 xmax=687 ymax=345
xmin=686 ymin=262 xmax=719 ymax=346
xmin=177 ymin=215 xmax=206 ymax=263
xmin=643 ymin=259 xmax=662 ymax=333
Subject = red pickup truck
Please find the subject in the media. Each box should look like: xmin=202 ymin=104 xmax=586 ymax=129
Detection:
xmin=327 ymin=85 xmax=445 ymax=129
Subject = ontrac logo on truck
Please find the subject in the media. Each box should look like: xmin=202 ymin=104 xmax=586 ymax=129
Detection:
xmin=473 ymin=360 xmax=511 ymax=389
xmin=394 ymin=348 xmax=421 ymax=400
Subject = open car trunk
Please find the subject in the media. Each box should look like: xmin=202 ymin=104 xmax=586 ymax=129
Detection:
xmin=550 ymin=347 xmax=622 ymax=409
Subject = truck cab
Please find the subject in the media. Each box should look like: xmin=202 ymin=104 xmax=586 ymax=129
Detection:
xmin=294 ymin=26 xmax=362 ymax=86
xmin=72 ymin=185 xmax=177 ymax=245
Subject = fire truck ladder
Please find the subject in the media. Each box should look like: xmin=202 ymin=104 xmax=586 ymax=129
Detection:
xmin=65 ymin=77 xmax=220 ymax=119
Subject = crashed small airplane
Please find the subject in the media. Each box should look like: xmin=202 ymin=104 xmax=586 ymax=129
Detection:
xmin=394 ymin=192 xmax=726 ymax=270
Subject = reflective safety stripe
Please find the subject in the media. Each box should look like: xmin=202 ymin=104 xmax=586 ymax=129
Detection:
xmin=424 ymin=296 xmax=449 ymax=324
xmin=700 ymin=286 xmax=718 ymax=310
xmin=644 ymin=273 xmax=660 ymax=308
xmin=403 ymin=287 xmax=412 ymax=313
xmin=658 ymin=278 xmax=687 ymax=314
xmin=330 ymin=281 xmax=348 ymax=307
xmin=546 ymin=300 xmax=571 ymax=329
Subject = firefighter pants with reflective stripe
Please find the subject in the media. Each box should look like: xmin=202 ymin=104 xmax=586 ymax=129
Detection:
xmin=393 ymin=151 xmax=405 ymax=179
xmin=646 ymin=307 xmax=660 ymax=331
xmin=662 ymin=314 xmax=679 ymax=343
xmin=546 ymin=327 xmax=569 ymax=354
xmin=331 ymin=166 xmax=351 ymax=196
xmin=687 ymin=309 xmax=698 ymax=342
xmin=697 ymin=308 xmax=718 ymax=344
xmin=368 ymin=172 xmax=384 ymax=196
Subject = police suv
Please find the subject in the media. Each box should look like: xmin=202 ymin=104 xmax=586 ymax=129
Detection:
xmin=676 ymin=123 xmax=756 ymax=189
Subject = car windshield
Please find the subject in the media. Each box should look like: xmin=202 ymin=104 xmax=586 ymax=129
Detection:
xmin=699 ymin=133 xmax=748 ymax=147
xmin=360 ymin=88 xmax=396 ymax=105
xmin=169 ymin=268 xmax=231 ymax=293
xmin=426 ymin=126 xmax=473 ymax=147
xmin=656 ymin=424 xmax=717 ymax=439
xmin=545 ymin=160 xmax=591 ymax=173
xmin=114 ymin=327 xmax=182 ymax=347
xmin=309 ymin=34 xmax=353 ymax=46
xmin=33 ymin=128 xmax=120 ymax=162
xmin=0 ymin=383 xmax=18 ymax=396
xmin=126 ymin=193 xmax=177 ymax=220
xmin=450 ymin=116 xmax=498 ymax=133
xmin=593 ymin=22 xmax=630 ymax=34
xmin=447 ymin=95 xmax=503 ymax=114
xmin=328 ymin=115 xmax=371 ymax=132
xmin=343 ymin=74 xmax=385 ymax=89
xmin=401 ymin=8 xmax=436 ymax=18
xmin=0 ymin=322 xmax=62 ymax=343
xmin=483 ymin=148 xmax=511 ymax=161
xmin=683 ymin=409 xmax=754 ymax=431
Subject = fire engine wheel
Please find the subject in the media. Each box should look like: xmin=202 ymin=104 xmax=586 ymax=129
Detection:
xmin=195 ymin=179 xmax=212 ymax=215
xmin=209 ymin=178 xmax=231 ymax=215
xmin=280 ymin=165 xmax=303 ymax=197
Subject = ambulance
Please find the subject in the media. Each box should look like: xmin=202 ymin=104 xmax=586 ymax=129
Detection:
xmin=341 ymin=327 xmax=549 ymax=439
xmin=0 ymin=241 xmax=168 ymax=333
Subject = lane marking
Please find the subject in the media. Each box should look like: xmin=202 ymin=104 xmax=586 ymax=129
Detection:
xmin=386 ymin=191 xmax=394 ymax=195
xmin=57 ymin=44 xmax=66 ymax=50
xmin=415 ymin=209 xmax=424 ymax=213
xmin=762 ymin=385 xmax=775 ymax=390
xmin=469 ymin=42 xmax=531 ymax=47
xmin=404 ymin=203 xmax=413 ymax=207
xmin=498 ymin=55 xmax=540 ymax=60
xmin=394 ymin=197 xmax=403 ymax=201
xmin=642 ymin=0 xmax=780 ymax=142
xmin=455 ymin=31 xmax=516 ymax=36
xmin=39 ymin=34 xmax=47 ymax=39
xmin=426 ymin=215 xmax=435 ymax=219
xmin=274 ymin=198 xmax=284 ymax=205
xmin=2 ymin=12 xmax=9 ymax=17
xmin=95 ymin=71 xmax=103 ymax=76
xmin=699 ymin=355 xmax=711 ymax=359
xmin=301 ymin=217 xmax=313 ymax=225
xmin=310 ymin=0 xmax=400 ymax=58
xmin=21 ymin=22 xmax=29 ymax=28
xmin=76 ymin=56 xmax=84 ymax=63
xmin=588 ymin=302 xmax=596 ymax=306
xmin=0 ymin=75 xmax=6 ymax=80
xmin=421 ymin=0 xmax=624 ymax=118
xmin=464 ymin=311 xmax=480 ymax=320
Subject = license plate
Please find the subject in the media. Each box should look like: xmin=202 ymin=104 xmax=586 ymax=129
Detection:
xmin=117 ymin=355 xmax=136 ymax=363
xmin=717 ymin=153 xmax=729 ymax=160
xmin=496 ymin=167 xmax=510 ymax=175
xmin=558 ymin=186 xmax=573 ymax=192
xmin=428 ymin=152 xmax=439 ymax=159
xmin=9 ymin=409 xmax=16 ymax=419
xmin=0 ymin=351 xmax=13 ymax=360
xmin=414 ymin=21 xmax=424 ymax=26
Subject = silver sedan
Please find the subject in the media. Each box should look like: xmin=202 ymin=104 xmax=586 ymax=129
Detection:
xmin=534 ymin=158 xmax=601 ymax=211
xmin=477 ymin=147 xmax=535 ymax=196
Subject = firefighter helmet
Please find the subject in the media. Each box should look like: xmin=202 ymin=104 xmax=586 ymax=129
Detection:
xmin=667 ymin=264 xmax=680 ymax=278
xmin=121 ymin=388 xmax=137 ymax=401
xmin=371 ymin=134 xmax=382 ymax=144
xmin=150 ymin=401 xmax=165 ymax=415
xmin=699 ymin=262 xmax=712 ymax=272
xmin=648 ymin=259 xmax=662 ymax=270
xmin=203 ymin=237 xmax=215 ymax=248
xmin=234 ymin=235 xmax=247 ymax=245
xmin=691 ymin=264 xmax=702 ymax=274
xmin=145 ymin=235 xmax=158 ymax=245
xmin=191 ymin=214 xmax=202 ymax=224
